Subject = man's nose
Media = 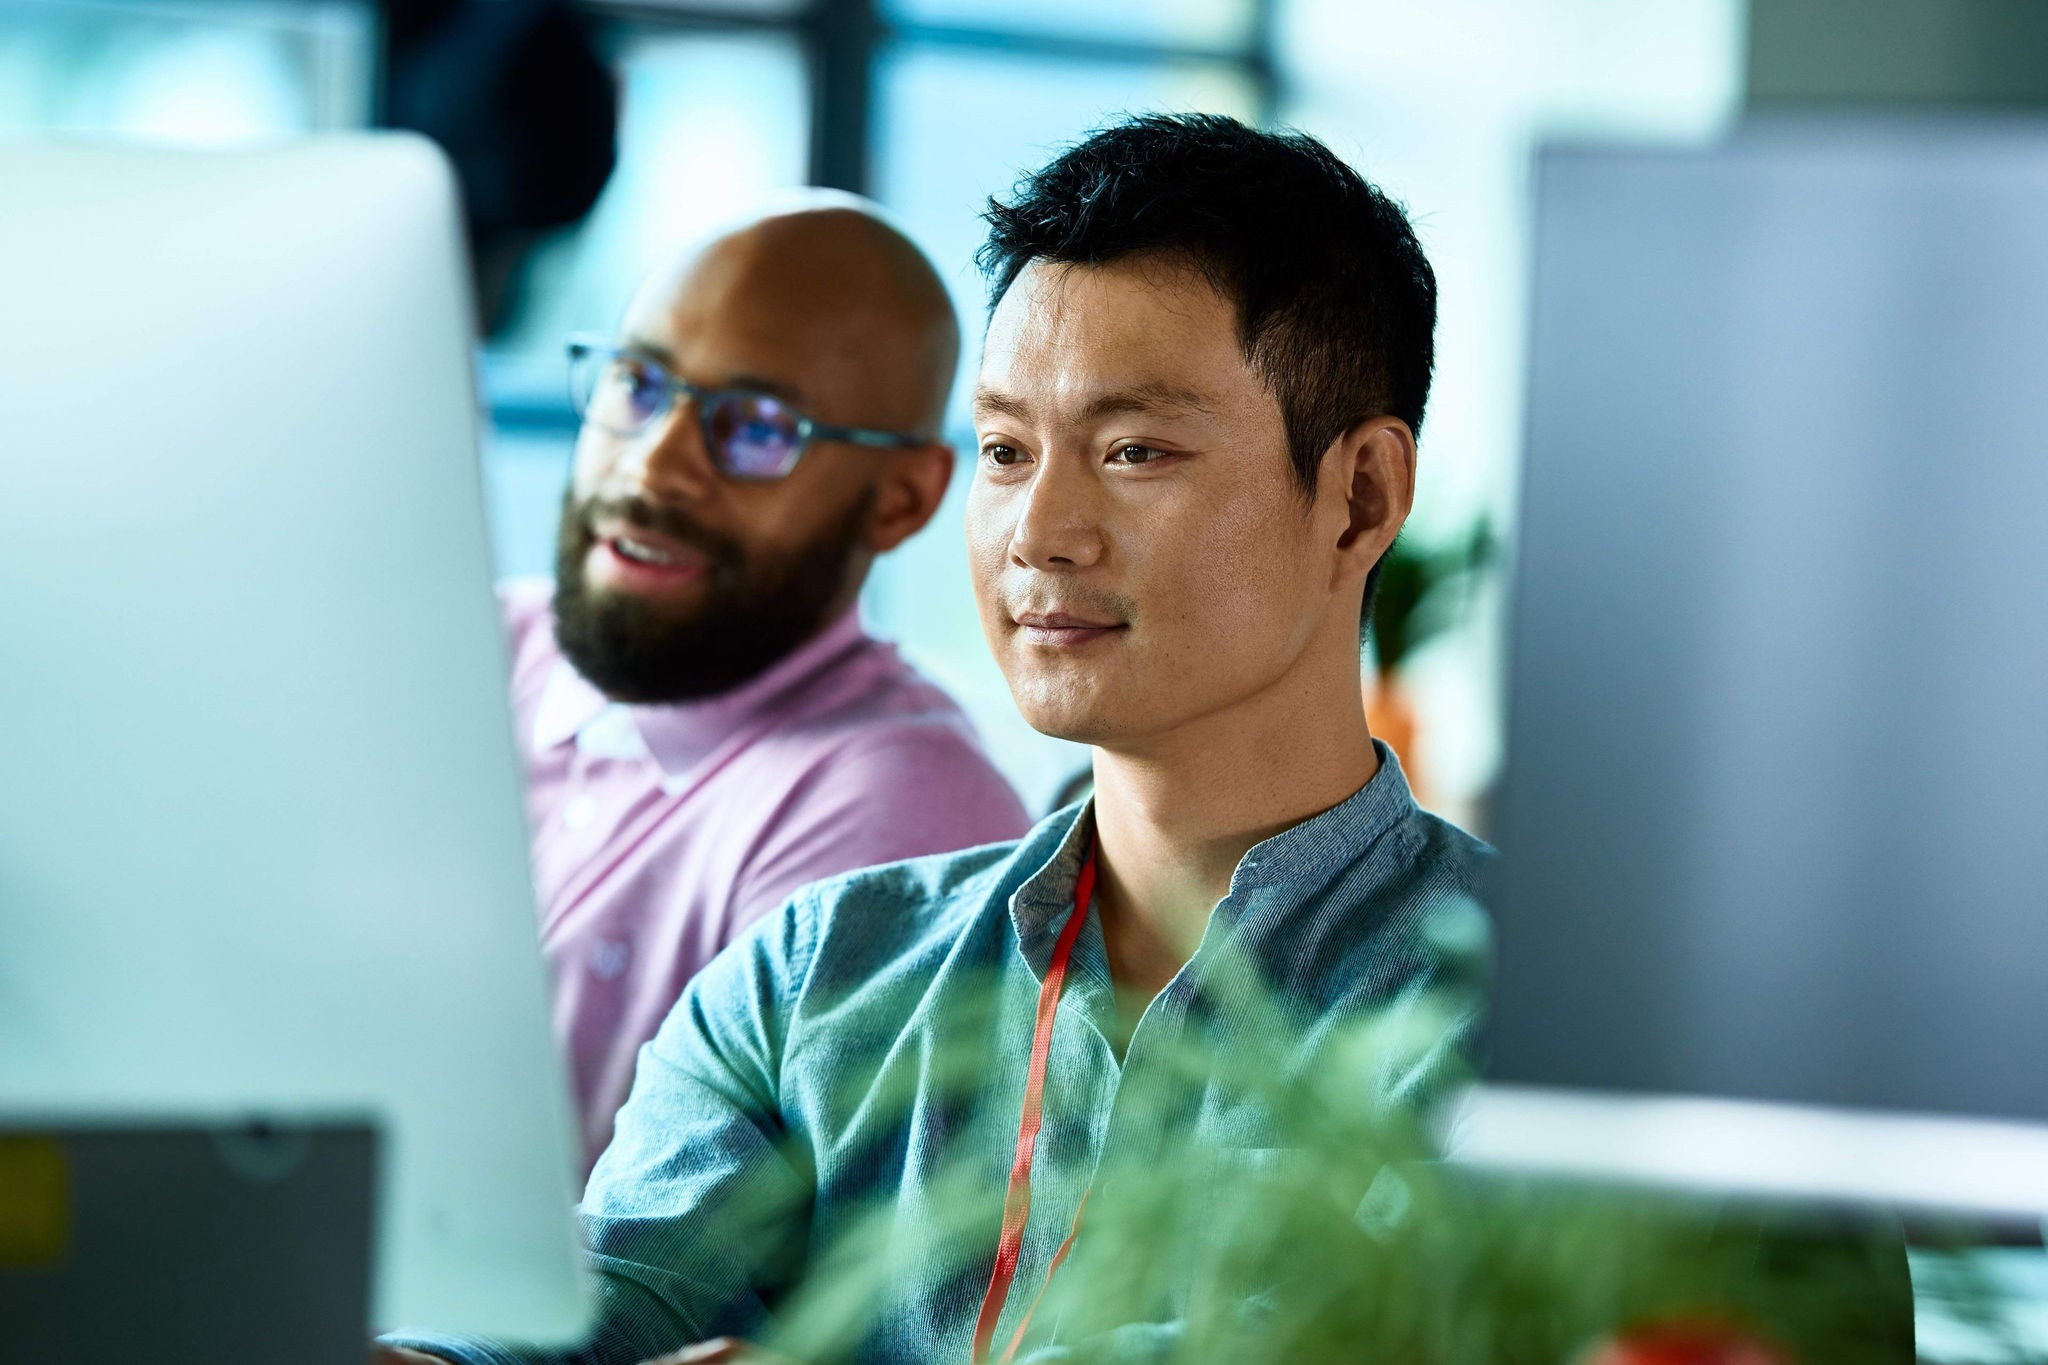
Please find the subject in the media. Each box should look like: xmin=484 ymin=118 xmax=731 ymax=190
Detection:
xmin=1009 ymin=456 xmax=1105 ymax=571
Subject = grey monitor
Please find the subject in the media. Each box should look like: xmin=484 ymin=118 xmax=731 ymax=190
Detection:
xmin=1464 ymin=119 xmax=2048 ymax=1218
xmin=0 ymin=137 xmax=590 ymax=1339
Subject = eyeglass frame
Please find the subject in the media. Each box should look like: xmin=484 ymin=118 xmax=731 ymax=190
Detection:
xmin=565 ymin=334 xmax=933 ymax=481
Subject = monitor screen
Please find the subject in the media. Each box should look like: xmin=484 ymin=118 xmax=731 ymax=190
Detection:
xmin=0 ymin=138 xmax=590 ymax=1339
xmin=1472 ymin=118 xmax=2048 ymax=1217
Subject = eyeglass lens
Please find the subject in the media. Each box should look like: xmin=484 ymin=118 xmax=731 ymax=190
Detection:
xmin=577 ymin=353 xmax=668 ymax=436
xmin=574 ymin=350 xmax=805 ymax=479
xmin=702 ymin=392 xmax=803 ymax=478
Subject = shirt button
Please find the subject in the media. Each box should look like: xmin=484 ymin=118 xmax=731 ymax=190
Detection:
xmin=588 ymin=938 xmax=630 ymax=980
xmin=562 ymin=794 xmax=598 ymax=830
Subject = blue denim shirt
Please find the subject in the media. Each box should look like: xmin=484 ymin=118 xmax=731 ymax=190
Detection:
xmin=394 ymin=743 xmax=1492 ymax=1364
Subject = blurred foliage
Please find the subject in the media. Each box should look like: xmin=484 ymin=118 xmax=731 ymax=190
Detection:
xmin=746 ymin=943 xmax=2030 ymax=1364
xmin=1371 ymin=520 xmax=1497 ymax=675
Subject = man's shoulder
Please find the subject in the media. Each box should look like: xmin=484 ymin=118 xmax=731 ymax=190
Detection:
xmin=790 ymin=697 xmax=1001 ymax=779
xmin=797 ymin=833 xmax=1026 ymax=944
xmin=775 ymin=806 xmax=1072 ymax=994
xmin=1359 ymin=806 xmax=1494 ymax=968
xmin=795 ymin=636 xmax=983 ymax=745
xmin=1401 ymin=806 xmax=1496 ymax=897
xmin=757 ymin=640 xmax=1030 ymax=841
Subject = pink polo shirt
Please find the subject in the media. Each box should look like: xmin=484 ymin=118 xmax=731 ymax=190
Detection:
xmin=500 ymin=580 xmax=1030 ymax=1173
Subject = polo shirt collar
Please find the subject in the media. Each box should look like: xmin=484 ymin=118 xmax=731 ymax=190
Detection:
xmin=531 ymin=607 xmax=870 ymax=783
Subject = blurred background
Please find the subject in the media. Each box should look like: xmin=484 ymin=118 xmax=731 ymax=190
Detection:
xmin=0 ymin=0 xmax=1749 ymax=824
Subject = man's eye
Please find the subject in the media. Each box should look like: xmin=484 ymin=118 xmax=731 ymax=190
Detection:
xmin=1110 ymin=444 xmax=1164 ymax=465
xmin=982 ymin=444 xmax=1026 ymax=466
xmin=622 ymin=363 xmax=663 ymax=400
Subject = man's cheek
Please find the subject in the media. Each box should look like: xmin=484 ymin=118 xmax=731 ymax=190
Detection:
xmin=971 ymin=513 xmax=1020 ymax=574
xmin=568 ymin=435 xmax=620 ymax=499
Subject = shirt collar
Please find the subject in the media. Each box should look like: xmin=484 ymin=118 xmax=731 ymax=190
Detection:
xmin=532 ymin=607 xmax=871 ymax=782
xmin=1003 ymin=740 xmax=1420 ymax=970
xmin=1220 ymin=740 xmax=1418 ymax=910
xmin=1006 ymin=797 xmax=1100 ymax=977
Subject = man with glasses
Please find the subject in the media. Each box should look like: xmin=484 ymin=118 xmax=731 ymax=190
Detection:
xmin=506 ymin=201 xmax=1027 ymax=1174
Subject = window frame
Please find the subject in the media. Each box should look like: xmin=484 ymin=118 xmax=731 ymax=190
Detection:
xmin=572 ymin=0 xmax=1278 ymax=193
xmin=463 ymin=0 xmax=1276 ymax=429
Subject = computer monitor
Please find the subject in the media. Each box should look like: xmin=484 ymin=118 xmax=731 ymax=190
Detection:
xmin=0 ymin=137 xmax=590 ymax=1339
xmin=1466 ymin=119 xmax=2048 ymax=1219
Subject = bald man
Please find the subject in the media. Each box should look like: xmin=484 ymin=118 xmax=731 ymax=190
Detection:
xmin=504 ymin=203 xmax=1028 ymax=1172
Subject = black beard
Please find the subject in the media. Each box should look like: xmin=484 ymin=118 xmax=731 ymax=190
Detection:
xmin=550 ymin=488 xmax=871 ymax=704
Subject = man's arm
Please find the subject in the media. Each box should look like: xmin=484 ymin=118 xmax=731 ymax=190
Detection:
xmin=382 ymin=898 xmax=820 ymax=1365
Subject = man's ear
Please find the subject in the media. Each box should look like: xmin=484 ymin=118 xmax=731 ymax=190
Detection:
xmin=866 ymin=441 xmax=955 ymax=553
xmin=1330 ymin=416 xmax=1416 ymax=579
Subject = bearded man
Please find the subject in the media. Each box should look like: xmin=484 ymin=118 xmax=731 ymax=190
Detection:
xmin=505 ymin=203 xmax=1027 ymax=1172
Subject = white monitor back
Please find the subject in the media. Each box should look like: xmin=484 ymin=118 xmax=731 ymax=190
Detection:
xmin=0 ymin=137 xmax=590 ymax=1339
xmin=1471 ymin=119 xmax=2048 ymax=1217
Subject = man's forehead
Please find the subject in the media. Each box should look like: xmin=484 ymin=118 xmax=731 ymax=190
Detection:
xmin=623 ymin=251 xmax=830 ymax=339
xmin=606 ymin=209 xmax=958 ymax=434
xmin=616 ymin=250 xmax=861 ymax=400
xmin=616 ymin=300 xmax=817 ymax=407
xmin=977 ymin=259 xmax=1251 ymax=419
xmin=992 ymin=254 xmax=1231 ymax=328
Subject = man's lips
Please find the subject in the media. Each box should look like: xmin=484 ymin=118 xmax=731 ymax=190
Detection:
xmin=587 ymin=520 xmax=711 ymax=587
xmin=1013 ymin=610 xmax=1127 ymax=646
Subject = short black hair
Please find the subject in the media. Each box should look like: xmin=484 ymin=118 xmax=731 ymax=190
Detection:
xmin=978 ymin=113 xmax=1437 ymax=620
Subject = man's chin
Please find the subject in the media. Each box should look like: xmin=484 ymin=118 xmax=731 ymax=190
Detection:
xmin=565 ymin=576 xmax=717 ymax=635
xmin=1010 ymin=689 xmax=1126 ymax=748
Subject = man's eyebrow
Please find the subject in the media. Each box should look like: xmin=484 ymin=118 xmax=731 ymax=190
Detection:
xmin=719 ymin=372 xmax=807 ymax=405
xmin=972 ymin=388 xmax=1033 ymax=421
xmin=1079 ymin=383 xmax=1219 ymax=421
xmin=972 ymin=382 xmax=1220 ymax=424
xmin=619 ymin=335 xmax=675 ymax=365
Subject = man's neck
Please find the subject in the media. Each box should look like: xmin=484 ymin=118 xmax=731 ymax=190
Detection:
xmin=1087 ymin=651 xmax=1380 ymax=1005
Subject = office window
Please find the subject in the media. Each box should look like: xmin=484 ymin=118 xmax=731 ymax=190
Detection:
xmin=884 ymin=0 xmax=1255 ymax=48
xmin=0 ymin=0 xmax=370 ymax=144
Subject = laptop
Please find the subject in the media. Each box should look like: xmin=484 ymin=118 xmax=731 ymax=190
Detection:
xmin=0 ymin=1122 xmax=375 ymax=1364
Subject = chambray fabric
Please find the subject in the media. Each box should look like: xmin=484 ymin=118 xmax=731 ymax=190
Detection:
xmin=388 ymin=743 xmax=1492 ymax=1365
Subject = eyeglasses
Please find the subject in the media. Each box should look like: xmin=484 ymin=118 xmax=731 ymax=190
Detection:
xmin=566 ymin=336 xmax=929 ymax=481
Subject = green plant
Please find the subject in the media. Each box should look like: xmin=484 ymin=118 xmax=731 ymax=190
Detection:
xmin=1370 ymin=521 xmax=1496 ymax=674
xmin=752 ymin=949 xmax=2023 ymax=1364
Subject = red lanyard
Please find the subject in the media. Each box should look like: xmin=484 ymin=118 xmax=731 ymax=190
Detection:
xmin=970 ymin=842 xmax=1098 ymax=1364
